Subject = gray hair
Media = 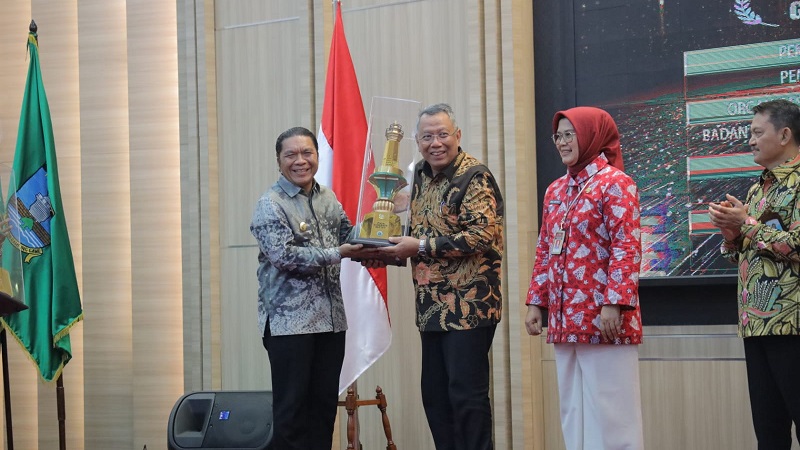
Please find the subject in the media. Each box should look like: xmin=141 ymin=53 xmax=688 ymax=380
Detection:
xmin=416 ymin=103 xmax=458 ymax=131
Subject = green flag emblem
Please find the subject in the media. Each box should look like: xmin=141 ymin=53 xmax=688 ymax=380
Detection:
xmin=0 ymin=32 xmax=83 ymax=382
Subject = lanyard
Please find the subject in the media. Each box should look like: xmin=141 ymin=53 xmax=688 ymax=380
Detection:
xmin=550 ymin=168 xmax=604 ymax=255
xmin=558 ymin=168 xmax=604 ymax=230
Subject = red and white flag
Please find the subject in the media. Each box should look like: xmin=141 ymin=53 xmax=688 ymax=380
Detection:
xmin=317 ymin=1 xmax=391 ymax=394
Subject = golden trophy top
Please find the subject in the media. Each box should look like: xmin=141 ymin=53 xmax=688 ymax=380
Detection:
xmin=376 ymin=122 xmax=405 ymax=176
xmin=385 ymin=122 xmax=403 ymax=141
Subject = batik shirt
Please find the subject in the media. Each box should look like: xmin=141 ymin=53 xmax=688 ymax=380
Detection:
xmin=721 ymin=155 xmax=800 ymax=338
xmin=250 ymin=176 xmax=350 ymax=336
xmin=410 ymin=149 xmax=504 ymax=332
xmin=527 ymin=154 xmax=643 ymax=344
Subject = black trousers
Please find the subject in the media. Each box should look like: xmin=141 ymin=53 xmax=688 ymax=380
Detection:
xmin=420 ymin=325 xmax=496 ymax=450
xmin=263 ymin=327 xmax=345 ymax=450
xmin=744 ymin=335 xmax=800 ymax=450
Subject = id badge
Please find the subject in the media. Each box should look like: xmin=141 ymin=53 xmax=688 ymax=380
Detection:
xmin=551 ymin=229 xmax=565 ymax=255
xmin=758 ymin=210 xmax=785 ymax=231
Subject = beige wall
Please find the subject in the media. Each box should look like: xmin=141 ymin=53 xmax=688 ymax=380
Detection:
xmin=0 ymin=0 xmax=791 ymax=449
xmin=0 ymin=0 xmax=186 ymax=449
xmin=214 ymin=1 xmax=536 ymax=448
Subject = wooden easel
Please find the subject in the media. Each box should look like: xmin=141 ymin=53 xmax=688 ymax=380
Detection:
xmin=338 ymin=384 xmax=397 ymax=450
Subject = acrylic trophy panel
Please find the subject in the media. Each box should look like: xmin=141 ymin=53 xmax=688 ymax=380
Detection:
xmin=0 ymin=162 xmax=27 ymax=313
xmin=350 ymin=97 xmax=421 ymax=260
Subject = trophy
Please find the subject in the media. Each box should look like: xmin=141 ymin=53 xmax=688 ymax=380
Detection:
xmin=356 ymin=122 xmax=407 ymax=243
xmin=349 ymin=97 xmax=421 ymax=264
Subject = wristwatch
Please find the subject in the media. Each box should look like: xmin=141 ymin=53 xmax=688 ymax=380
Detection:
xmin=418 ymin=238 xmax=426 ymax=256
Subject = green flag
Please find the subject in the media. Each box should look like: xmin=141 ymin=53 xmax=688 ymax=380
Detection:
xmin=0 ymin=32 xmax=83 ymax=382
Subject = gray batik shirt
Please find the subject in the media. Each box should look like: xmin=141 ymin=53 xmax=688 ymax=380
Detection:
xmin=250 ymin=176 xmax=351 ymax=337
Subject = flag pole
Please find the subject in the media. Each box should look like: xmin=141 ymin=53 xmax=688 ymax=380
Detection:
xmin=331 ymin=2 xmax=359 ymax=444
xmin=25 ymin=19 xmax=68 ymax=450
xmin=31 ymin=19 xmax=67 ymax=450
xmin=57 ymin=374 xmax=66 ymax=450
xmin=331 ymin=3 xmax=361 ymax=445
xmin=323 ymin=0 xmax=393 ymax=445
xmin=333 ymin=0 xmax=362 ymax=438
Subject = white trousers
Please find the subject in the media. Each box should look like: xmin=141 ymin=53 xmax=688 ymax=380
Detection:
xmin=554 ymin=343 xmax=644 ymax=450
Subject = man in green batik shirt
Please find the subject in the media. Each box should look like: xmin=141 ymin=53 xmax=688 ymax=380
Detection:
xmin=709 ymin=99 xmax=800 ymax=450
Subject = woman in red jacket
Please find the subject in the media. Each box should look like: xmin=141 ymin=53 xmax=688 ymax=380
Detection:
xmin=526 ymin=106 xmax=644 ymax=450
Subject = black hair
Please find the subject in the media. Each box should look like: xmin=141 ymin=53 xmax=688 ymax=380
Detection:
xmin=275 ymin=127 xmax=319 ymax=158
xmin=752 ymin=99 xmax=800 ymax=145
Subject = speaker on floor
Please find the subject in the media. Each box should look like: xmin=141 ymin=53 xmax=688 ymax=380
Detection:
xmin=167 ymin=390 xmax=273 ymax=450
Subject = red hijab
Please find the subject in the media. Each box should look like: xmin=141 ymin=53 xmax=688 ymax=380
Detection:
xmin=552 ymin=106 xmax=624 ymax=177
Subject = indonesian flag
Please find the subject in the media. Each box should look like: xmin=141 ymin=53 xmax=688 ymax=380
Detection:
xmin=317 ymin=2 xmax=391 ymax=395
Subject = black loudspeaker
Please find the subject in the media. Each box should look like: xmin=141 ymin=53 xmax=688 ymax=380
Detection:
xmin=167 ymin=391 xmax=273 ymax=450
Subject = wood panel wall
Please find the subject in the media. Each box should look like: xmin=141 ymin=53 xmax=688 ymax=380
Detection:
xmin=0 ymin=1 xmax=186 ymax=449
xmin=214 ymin=0 xmax=536 ymax=448
xmin=0 ymin=0 xmax=791 ymax=449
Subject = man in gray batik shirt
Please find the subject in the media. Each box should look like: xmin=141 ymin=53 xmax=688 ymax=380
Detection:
xmin=250 ymin=126 xmax=368 ymax=449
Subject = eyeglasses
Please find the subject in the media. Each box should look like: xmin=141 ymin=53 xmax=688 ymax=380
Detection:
xmin=417 ymin=129 xmax=459 ymax=144
xmin=551 ymin=131 xmax=576 ymax=144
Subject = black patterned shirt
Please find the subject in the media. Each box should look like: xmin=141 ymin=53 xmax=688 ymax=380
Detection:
xmin=410 ymin=149 xmax=504 ymax=332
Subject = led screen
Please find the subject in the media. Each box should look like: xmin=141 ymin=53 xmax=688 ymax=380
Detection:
xmin=535 ymin=0 xmax=800 ymax=279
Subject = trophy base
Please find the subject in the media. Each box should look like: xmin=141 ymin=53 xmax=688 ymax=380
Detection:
xmin=0 ymin=291 xmax=27 ymax=315
xmin=350 ymin=237 xmax=397 ymax=247
xmin=349 ymin=237 xmax=407 ymax=267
